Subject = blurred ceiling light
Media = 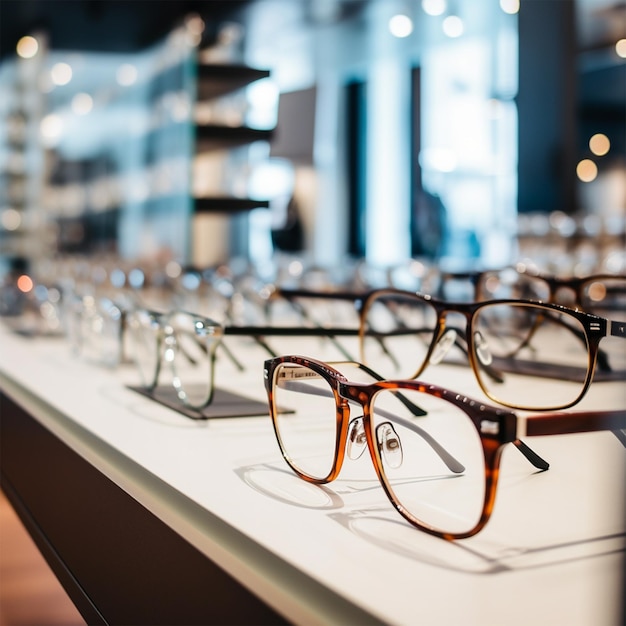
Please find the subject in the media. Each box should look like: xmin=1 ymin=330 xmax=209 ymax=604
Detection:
xmin=422 ymin=0 xmax=446 ymax=17
xmin=40 ymin=113 xmax=63 ymax=145
xmin=499 ymin=0 xmax=520 ymax=15
xmin=1 ymin=208 xmax=22 ymax=231
xmin=576 ymin=159 xmax=597 ymax=183
xmin=72 ymin=92 xmax=93 ymax=115
xmin=389 ymin=14 xmax=414 ymax=38
xmin=116 ymin=63 xmax=138 ymax=86
xmin=16 ymin=35 xmax=39 ymax=58
xmin=51 ymin=62 xmax=72 ymax=86
xmin=589 ymin=133 xmax=610 ymax=156
xmin=442 ymin=15 xmax=464 ymax=37
xmin=616 ymin=39 xmax=626 ymax=59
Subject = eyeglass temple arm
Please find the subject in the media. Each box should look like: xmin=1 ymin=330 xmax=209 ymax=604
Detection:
xmin=280 ymin=298 xmax=357 ymax=361
xmin=517 ymin=409 xmax=626 ymax=444
xmin=173 ymin=327 xmax=245 ymax=373
xmin=331 ymin=360 xmax=427 ymax=417
xmin=503 ymin=311 xmax=621 ymax=374
xmin=276 ymin=287 xmax=364 ymax=302
xmin=353 ymin=328 xmax=548 ymax=470
xmin=218 ymin=341 xmax=246 ymax=372
xmin=277 ymin=379 xmax=465 ymax=473
xmin=276 ymin=289 xmax=399 ymax=367
xmin=610 ymin=320 xmax=626 ymax=339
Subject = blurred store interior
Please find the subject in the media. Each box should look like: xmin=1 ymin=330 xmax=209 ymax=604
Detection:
xmin=0 ymin=0 xmax=624 ymax=303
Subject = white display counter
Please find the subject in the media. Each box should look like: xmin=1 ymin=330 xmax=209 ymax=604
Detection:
xmin=0 ymin=325 xmax=624 ymax=625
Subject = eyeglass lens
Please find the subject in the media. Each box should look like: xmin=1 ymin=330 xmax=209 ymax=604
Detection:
xmin=271 ymin=361 xmax=487 ymax=536
xmin=168 ymin=311 xmax=218 ymax=408
xmin=127 ymin=309 xmax=162 ymax=388
xmin=127 ymin=310 xmax=221 ymax=409
xmin=470 ymin=302 xmax=590 ymax=409
xmin=361 ymin=293 xmax=595 ymax=410
xmin=273 ymin=364 xmax=339 ymax=480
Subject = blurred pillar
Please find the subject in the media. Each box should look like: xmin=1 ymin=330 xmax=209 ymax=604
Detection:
xmin=517 ymin=0 xmax=578 ymax=214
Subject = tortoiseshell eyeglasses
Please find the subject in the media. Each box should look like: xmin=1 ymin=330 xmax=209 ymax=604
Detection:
xmin=264 ymin=355 xmax=626 ymax=540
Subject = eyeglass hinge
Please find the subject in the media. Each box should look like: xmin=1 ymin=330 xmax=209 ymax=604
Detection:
xmin=480 ymin=419 xmax=499 ymax=435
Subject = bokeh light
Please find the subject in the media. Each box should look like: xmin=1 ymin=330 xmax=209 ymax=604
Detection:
xmin=72 ymin=92 xmax=94 ymax=115
xmin=589 ymin=133 xmax=610 ymax=156
xmin=16 ymin=35 xmax=39 ymax=59
xmin=576 ymin=159 xmax=598 ymax=183
xmin=500 ymin=0 xmax=520 ymax=15
xmin=116 ymin=63 xmax=138 ymax=86
xmin=443 ymin=15 xmax=464 ymax=37
xmin=17 ymin=275 xmax=34 ymax=293
xmin=422 ymin=0 xmax=446 ymax=17
xmin=389 ymin=14 xmax=414 ymax=38
xmin=51 ymin=62 xmax=73 ymax=86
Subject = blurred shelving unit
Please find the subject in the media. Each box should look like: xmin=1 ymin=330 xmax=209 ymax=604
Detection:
xmin=0 ymin=17 xmax=274 ymax=276
xmin=0 ymin=39 xmax=49 ymax=283
xmin=190 ymin=59 xmax=272 ymax=266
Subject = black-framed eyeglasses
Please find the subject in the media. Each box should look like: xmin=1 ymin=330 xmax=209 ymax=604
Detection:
xmin=358 ymin=288 xmax=626 ymax=411
xmin=264 ymin=355 xmax=626 ymax=540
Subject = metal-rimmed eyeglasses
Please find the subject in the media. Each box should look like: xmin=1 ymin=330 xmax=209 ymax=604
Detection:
xmin=358 ymin=289 xmax=626 ymax=411
xmin=126 ymin=308 xmax=224 ymax=411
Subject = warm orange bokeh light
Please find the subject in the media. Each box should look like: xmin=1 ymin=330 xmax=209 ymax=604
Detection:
xmin=17 ymin=274 xmax=34 ymax=293
xmin=576 ymin=159 xmax=598 ymax=183
xmin=589 ymin=133 xmax=610 ymax=157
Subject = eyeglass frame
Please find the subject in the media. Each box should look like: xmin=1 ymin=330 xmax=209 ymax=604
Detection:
xmin=264 ymin=354 xmax=626 ymax=540
xmin=357 ymin=288 xmax=626 ymax=411
xmin=440 ymin=267 xmax=626 ymax=309
xmin=126 ymin=308 xmax=224 ymax=412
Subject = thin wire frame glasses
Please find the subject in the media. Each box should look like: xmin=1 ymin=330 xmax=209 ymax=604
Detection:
xmin=126 ymin=309 xmax=224 ymax=410
xmin=264 ymin=355 xmax=626 ymax=540
xmin=358 ymin=289 xmax=626 ymax=411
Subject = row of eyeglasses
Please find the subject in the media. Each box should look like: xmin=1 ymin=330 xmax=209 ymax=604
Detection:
xmin=2 ymin=260 xmax=624 ymax=540
xmin=2 ymin=261 xmax=624 ymax=410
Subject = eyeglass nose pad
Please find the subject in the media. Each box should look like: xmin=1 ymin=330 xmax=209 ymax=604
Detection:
xmin=347 ymin=417 xmax=367 ymax=460
xmin=430 ymin=328 xmax=457 ymax=365
xmin=376 ymin=422 xmax=403 ymax=469
xmin=473 ymin=330 xmax=493 ymax=366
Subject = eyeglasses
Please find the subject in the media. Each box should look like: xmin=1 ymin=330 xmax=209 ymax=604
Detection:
xmin=69 ymin=294 xmax=129 ymax=367
xmin=125 ymin=307 xmax=362 ymax=413
xmin=359 ymin=289 xmax=626 ymax=411
xmin=439 ymin=267 xmax=626 ymax=316
xmin=264 ymin=355 xmax=626 ymax=539
xmin=126 ymin=309 xmax=224 ymax=411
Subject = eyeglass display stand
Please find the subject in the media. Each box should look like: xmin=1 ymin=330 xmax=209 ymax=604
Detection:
xmin=0 ymin=325 xmax=624 ymax=626
xmin=127 ymin=384 xmax=271 ymax=420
